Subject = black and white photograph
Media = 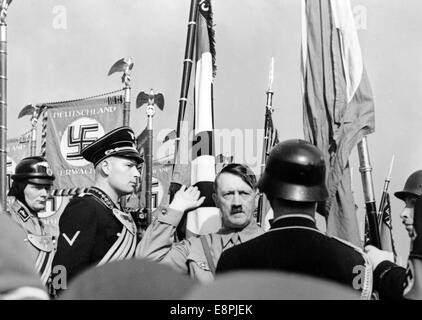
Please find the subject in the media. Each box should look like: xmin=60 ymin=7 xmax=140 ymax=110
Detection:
xmin=0 ymin=0 xmax=421 ymax=307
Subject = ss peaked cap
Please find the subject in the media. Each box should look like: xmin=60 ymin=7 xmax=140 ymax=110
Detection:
xmin=81 ymin=126 xmax=143 ymax=167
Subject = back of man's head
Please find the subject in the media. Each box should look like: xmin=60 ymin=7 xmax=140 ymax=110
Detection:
xmin=258 ymin=139 xmax=328 ymax=212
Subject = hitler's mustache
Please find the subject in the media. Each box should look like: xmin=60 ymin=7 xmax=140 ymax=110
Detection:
xmin=231 ymin=206 xmax=243 ymax=214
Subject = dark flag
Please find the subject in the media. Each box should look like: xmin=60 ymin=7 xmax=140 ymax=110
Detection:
xmin=136 ymin=126 xmax=149 ymax=156
xmin=302 ymin=0 xmax=375 ymax=246
xmin=379 ymin=192 xmax=398 ymax=258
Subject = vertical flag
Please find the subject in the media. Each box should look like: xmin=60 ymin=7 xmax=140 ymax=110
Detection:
xmin=187 ymin=0 xmax=219 ymax=235
xmin=302 ymin=0 xmax=375 ymax=246
xmin=379 ymin=192 xmax=397 ymax=257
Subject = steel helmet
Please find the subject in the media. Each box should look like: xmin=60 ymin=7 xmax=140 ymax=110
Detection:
xmin=11 ymin=156 xmax=55 ymax=185
xmin=258 ymin=139 xmax=328 ymax=202
xmin=394 ymin=170 xmax=422 ymax=201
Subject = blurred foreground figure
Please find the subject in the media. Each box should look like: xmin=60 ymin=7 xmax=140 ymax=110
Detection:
xmin=217 ymin=140 xmax=372 ymax=299
xmin=0 ymin=213 xmax=49 ymax=300
xmin=366 ymin=170 xmax=422 ymax=299
xmin=137 ymin=164 xmax=263 ymax=283
xmin=7 ymin=156 xmax=56 ymax=287
xmin=185 ymin=271 xmax=360 ymax=300
xmin=59 ymin=259 xmax=195 ymax=300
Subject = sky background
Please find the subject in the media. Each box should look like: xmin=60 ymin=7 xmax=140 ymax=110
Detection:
xmin=6 ymin=0 xmax=422 ymax=263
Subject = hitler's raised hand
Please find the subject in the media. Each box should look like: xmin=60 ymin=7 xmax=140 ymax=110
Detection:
xmin=169 ymin=185 xmax=205 ymax=213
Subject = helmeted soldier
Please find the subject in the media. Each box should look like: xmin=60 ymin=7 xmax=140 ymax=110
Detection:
xmin=52 ymin=126 xmax=143 ymax=289
xmin=216 ymin=139 xmax=373 ymax=299
xmin=366 ymin=170 xmax=422 ymax=299
xmin=7 ymin=156 xmax=56 ymax=286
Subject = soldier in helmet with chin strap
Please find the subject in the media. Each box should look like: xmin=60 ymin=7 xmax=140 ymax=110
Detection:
xmin=7 ymin=156 xmax=56 ymax=287
xmin=216 ymin=139 xmax=373 ymax=299
xmin=366 ymin=170 xmax=422 ymax=299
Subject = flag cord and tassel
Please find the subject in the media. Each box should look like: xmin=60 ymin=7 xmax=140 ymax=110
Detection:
xmin=358 ymin=136 xmax=381 ymax=248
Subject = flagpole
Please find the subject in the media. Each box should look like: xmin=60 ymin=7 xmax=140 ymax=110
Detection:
xmin=173 ymin=0 xmax=199 ymax=168
xmin=358 ymin=136 xmax=381 ymax=248
xmin=0 ymin=0 xmax=11 ymax=209
xmin=108 ymin=57 xmax=134 ymax=126
xmin=257 ymin=57 xmax=275 ymax=227
xmin=145 ymin=90 xmax=155 ymax=226
xmin=123 ymin=74 xmax=131 ymax=127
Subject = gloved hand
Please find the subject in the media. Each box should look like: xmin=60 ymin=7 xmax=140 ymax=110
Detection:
xmin=410 ymin=196 xmax=422 ymax=260
xmin=364 ymin=245 xmax=394 ymax=270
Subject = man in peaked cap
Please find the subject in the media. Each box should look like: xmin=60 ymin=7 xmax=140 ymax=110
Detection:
xmin=216 ymin=139 xmax=373 ymax=299
xmin=52 ymin=126 xmax=145 ymax=293
xmin=7 ymin=156 xmax=56 ymax=288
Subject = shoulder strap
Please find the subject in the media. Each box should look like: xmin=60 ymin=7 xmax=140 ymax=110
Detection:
xmin=200 ymin=235 xmax=216 ymax=274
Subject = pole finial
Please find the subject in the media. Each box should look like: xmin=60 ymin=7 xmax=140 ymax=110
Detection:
xmin=268 ymin=57 xmax=274 ymax=92
xmin=386 ymin=154 xmax=395 ymax=181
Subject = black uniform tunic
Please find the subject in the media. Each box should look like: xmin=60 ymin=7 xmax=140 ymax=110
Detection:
xmin=52 ymin=187 xmax=137 ymax=283
xmin=217 ymin=215 xmax=373 ymax=299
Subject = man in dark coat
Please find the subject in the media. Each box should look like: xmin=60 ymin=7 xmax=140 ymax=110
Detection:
xmin=52 ymin=127 xmax=143 ymax=289
xmin=216 ymin=139 xmax=372 ymax=299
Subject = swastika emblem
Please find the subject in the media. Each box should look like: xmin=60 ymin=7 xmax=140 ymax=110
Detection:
xmin=66 ymin=124 xmax=99 ymax=161
xmin=60 ymin=117 xmax=105 ymax=167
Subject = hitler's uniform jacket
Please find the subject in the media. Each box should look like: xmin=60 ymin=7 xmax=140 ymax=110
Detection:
xmin=136 ymin=207 xmax=263 ymax=283
xmin=52 ymin=187 xmax=137 ymax=282
xmin=7 ymin=197 xmax=56 ymax=286
xmin=217 ymin=214 xmax=373 ymax=299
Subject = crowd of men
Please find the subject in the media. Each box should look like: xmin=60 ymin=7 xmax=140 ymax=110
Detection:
xmin=0 ymin=125 xmax=421 ymax=300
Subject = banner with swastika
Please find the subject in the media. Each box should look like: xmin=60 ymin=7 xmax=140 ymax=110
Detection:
xmin=45 ymin=95 xmax=124 ymax=191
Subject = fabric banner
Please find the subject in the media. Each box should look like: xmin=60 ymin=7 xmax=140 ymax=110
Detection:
xmin=45 ymin=95 xmax=124 ymax=191
xmin=379 ymin=192 xmax=397 ymax=257
xmin=302 ymin=0 xmax=375 ymax=246
xmin=186 ymin=0 xmax=220 ymax=236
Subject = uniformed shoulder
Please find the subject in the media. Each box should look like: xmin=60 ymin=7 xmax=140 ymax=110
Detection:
xmin=330 ymin=236 xmax=366 ymax=255
xmin=7 ymin=199 xmax=31 ymax=224
xmin=59 ymin=194 xmax=99 ymax=223
xmin=67 ymin=193 xmax=98 ymax=208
